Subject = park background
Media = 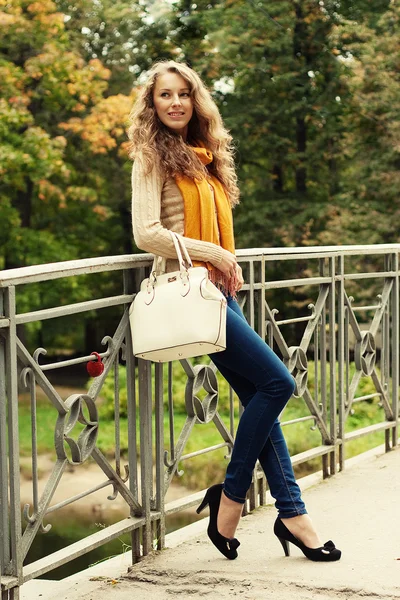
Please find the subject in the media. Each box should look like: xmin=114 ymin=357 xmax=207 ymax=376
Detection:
xmin=1 ymin=0 xmax=399 ymax=579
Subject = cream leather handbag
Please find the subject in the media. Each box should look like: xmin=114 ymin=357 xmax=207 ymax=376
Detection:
xmin=129 ymin=231 xmax=227 ymax=362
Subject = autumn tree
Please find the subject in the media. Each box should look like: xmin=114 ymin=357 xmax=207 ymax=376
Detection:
xmin=1 ymin=0 xmax=398 ymax=351
xmin=0 ymin=0 xmax=134 ymax=351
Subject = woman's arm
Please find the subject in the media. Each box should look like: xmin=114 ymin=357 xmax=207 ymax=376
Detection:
xmin=131 ymin=158 xmax=227 ymax=267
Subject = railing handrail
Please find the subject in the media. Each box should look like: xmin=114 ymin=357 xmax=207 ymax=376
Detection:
xmin=0 ymin=254 xmax=149 ymax=288
xmin=238 ymin=243 xmax=400 ymax=257
xmin=1 ymin=243 xmax=399 ymax=288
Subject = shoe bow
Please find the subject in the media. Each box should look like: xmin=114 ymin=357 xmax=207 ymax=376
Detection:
xmin=228 ymin=538 xmax=240 ymax=551
xmin=323 ymin=540 xmax=336 ymax=552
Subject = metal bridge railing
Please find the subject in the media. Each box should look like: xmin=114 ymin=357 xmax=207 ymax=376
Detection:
xmin=0 ymin=244 xmax=399 ymax=599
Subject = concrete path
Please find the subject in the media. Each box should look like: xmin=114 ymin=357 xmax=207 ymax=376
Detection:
xmin=23 ymin=446 xmax=400 ymax=600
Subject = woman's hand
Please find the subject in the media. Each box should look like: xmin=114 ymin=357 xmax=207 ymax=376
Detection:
xmin=218 ymin=249 xmax=238 ymax=279
xmin=235 ymin=264 xmax=244 ymax=291
xmin=218 ymin=250 xmax=244 ymax=291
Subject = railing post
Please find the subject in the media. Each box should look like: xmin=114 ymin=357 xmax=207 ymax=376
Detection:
xmin=154 ymin=362 xmax=165 ymax=550
xmin=0 ymin=290 xmax=8 ymax=593
xmin=138 ymin=358 xmax=153 ymax=555
xmin=382 ymin=255 xmax=390 ymax=451
xmin=319 ymin=259 xmax=329 ymax=478
xmin=392 ymin=252 xmax=399 ymax=446
xmin=248 ymin=259 xmax=258 ymax=511
xmin=337 ymin=254 xmax=345 ymax=470
xmin=2 ymin=287 xmax=22 ymax=595
xmin=328 ymin=256 xmax=337 ymax=475
xmin=258 ymin=256 xmax=267 ymax=505
xmin=123 ymin=269 xmax=141 ymax=562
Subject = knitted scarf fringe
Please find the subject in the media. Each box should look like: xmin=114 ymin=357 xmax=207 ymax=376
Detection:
xmin=208 ymin=268 xmax=238 ymax=299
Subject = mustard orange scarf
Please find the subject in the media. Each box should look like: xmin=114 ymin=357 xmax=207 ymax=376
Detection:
xmin=175 ymin=147 xmax=237 ymax=295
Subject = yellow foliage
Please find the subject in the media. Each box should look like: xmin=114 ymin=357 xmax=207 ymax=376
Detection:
xmin=88 ymin=59 xmax=111 ymax=81
xmin=8 ymin=95 xmax=29 ymax=107
xmin=37 ymin=179 xmax=66 ymax=204
xmin=27 ymin=1 xmax=57 ymax=14
xmin=0 ymin=11 xmax=18 ymax=25
xmin=92 ymin=205 xmax=110 ymax=220
xmin=35 ymin=13 xmax=64 ymax=34
xmin=59 ymin=92 xmax=135 ymax=154
xmin=72 ymin=103 xmax=86 ymax=112
xmin=119 ymin=141 xmax=130 ymax=157
xmin=53 ymin=136 xmax=67 ymax=148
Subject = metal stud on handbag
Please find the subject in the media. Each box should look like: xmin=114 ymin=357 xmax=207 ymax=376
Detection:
xmin=129 ymin=231 xmax=227 ymax=362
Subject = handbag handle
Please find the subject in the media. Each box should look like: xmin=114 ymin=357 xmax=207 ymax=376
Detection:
xmin=150 ymin=230 xmax=194 ymax=277
xmin=169 ymin=231 xmax=193 ymax=270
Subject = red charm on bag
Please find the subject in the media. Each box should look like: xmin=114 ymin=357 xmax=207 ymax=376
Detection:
xmin=87 ymin=352 xmax=104 ymax=377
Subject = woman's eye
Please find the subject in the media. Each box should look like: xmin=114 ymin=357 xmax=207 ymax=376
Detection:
xmin=181 ymin=92 xmax=190 ymax=97
xmin=161 ymin=92 xmax=169 ymax=97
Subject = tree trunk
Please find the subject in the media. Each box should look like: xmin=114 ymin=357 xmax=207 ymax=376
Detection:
xmin=295 ymin=117 xmax=307 ymax=194
xmin=293 ymin=3 xmax=308 ymax=196
xmin=119 ymin=203 xmax=134 ymax=255
xmin=4 ymin=178 xmax=33 ymax=347
xmin=328 ymin=138 xmax=339 ymax=196
xmin=5 ymin=178 xmax=33 ymax=269
xmin=272 ymin=164 xmax=284 ymax=192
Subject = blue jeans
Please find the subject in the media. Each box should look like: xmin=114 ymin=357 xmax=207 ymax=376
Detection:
xmin=210 ymin=296 xmax=307 ymax=518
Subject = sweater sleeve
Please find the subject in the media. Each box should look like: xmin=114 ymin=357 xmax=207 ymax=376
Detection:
xmin=131 ymin=158 xmax=224 ymax=266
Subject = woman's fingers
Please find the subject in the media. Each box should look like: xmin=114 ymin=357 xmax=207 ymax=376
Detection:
xmin=218 ymin=251 xmax=244 ymax=291
xmin=219 ymin=249 xmax=238 ymax=276
xmin=235 ymin=264 xmax=244 ymax=291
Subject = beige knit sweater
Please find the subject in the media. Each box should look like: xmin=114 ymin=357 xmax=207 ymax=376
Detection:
xmin=131 ymin=158 xmax=224 ymax=272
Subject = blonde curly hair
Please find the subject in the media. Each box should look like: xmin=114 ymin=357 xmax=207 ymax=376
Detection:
xmin=127 ymin=60 xmax=239 ymax=206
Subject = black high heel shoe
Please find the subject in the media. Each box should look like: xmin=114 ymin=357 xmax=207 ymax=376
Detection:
xmin=196 ymin=483 xmax=240 ymax=560
xmin=274 ymin=518 xmax=341 ymax=562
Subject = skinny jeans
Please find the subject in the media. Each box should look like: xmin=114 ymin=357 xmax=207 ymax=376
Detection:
xmin=210 ymin=296 xmax=307 ymax=518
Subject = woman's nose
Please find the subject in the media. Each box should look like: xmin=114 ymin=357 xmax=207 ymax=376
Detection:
xmin=171 ymin=95 xmax=182 ymax=106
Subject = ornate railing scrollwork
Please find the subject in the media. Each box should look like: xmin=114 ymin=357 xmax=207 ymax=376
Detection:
xmin=185 ymin=364 xmax=219 ymax=424
xmin=354 ymin=331 xmax=376 ymax=376
xmin=285 ymin=346 xmax=308 ymax=397
xmin=55 ymin=394 xmax=99 ymax=465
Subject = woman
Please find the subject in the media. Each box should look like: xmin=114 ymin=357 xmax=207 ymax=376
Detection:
xmin=128 ymin=60 xmax=341 ymax=562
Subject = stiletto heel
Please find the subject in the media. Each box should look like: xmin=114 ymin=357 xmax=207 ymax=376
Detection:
xmin=196 ymin=490 xmax=211 ymax=514
xmin=196 ymin=483 xmax=240 ymax=560
xmin=277 ymin=536 xmax=290 ymax=557
xmin=274 ymin=518 xmax=341 ymax=562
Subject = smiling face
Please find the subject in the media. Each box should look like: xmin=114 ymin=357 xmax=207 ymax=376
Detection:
xmin=152 ymin=71 xmax=194 ymax=140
